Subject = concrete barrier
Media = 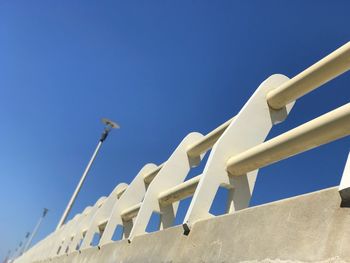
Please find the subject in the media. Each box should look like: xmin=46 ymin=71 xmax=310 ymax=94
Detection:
xmin=42 ymin=187 xmax=350 ymax=263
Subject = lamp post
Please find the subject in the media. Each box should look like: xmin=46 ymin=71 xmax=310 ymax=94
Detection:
xmin=19 ymin=232 xmax=31 ymax=255
xmin=56 ymin=118 xmax=119 ymax=230
xmin=2 ymin=250 xmax=11 ymax=263
xmin=23 ymin=209 xmax=48 ymax=253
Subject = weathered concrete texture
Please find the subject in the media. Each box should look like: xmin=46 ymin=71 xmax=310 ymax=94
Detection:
xmin=39 ymin=187 xmax=350 ymax=263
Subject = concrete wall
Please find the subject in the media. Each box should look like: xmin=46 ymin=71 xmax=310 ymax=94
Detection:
xmin=40 ymin=187 xmax=350 ymax=263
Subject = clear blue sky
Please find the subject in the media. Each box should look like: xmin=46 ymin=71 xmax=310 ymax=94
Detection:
xmin=0 ymin=0 xmax=349 ymax=259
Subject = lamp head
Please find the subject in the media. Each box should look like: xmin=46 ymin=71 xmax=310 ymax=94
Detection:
xmin=102 ymin=118 xmax=120 ymax=129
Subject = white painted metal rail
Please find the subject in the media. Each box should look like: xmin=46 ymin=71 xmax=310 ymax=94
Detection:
xmin=227 ymin=103 xmax=350 ymax=176
xmin=15 ymin=42 xmax=350 ymax=263
xmin=267 ymin=42 xmax=350 ymax=109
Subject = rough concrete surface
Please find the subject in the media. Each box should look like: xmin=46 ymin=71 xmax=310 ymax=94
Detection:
xmin=37 ymin=187 xmax=350 ymax=263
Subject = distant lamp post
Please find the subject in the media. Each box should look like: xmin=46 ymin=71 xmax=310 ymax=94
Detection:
xmin=19 ymin=232 xmax=31 ymax=256
xmin=3 ymin=250 xmax=11 ymax=263
xmin=56 ymin=118 xmax=119 ymax=230
xmin=23 ymin=208 xmax=49 ymax=253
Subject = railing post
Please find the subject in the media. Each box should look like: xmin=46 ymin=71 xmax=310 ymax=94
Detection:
xmin=339 ymin=152 xmax=350 ymax=207
xmin=182 ymin=74 xmax=296 ymax=234
xmin=98 ymin=163 xmax=158 ymax=245
xmin=127 ymin=132 xmax=205 ymax=242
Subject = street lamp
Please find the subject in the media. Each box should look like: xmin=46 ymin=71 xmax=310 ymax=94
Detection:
xmin=56 ymin=118 xmax=119 ymax=230
xmin=23 ymin=209 xmax=48 ymax=253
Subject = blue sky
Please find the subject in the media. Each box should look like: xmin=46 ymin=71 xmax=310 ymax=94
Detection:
xmin=0 ymin=0 xmax=349 ymax=259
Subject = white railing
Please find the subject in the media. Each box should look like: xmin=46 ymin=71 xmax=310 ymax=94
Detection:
xmin=15 ymin=42 xmax=350 ymax=263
